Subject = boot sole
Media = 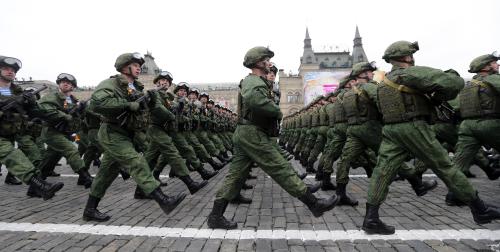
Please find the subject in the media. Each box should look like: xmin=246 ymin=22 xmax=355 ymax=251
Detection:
xmin=189 ymin=181 xmax=208 ymax=194
xmin=416 ymin=181 xmax=438 ymax=197
xmin=161 ymin=194 xmax=187 ymax=215
xmin=83 ymin=215 xmax=111 ymax=222
xmin=42 ymin=183 xmax=64 ymax=200
xmin=311 ymin=196 xmax=340 ymax=217
xmin=362 ymin=226 xmax=395 ymax=235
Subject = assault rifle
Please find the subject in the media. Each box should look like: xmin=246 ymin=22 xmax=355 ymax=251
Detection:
xmin=116 ymin=88 xmax=159 ymax=127
xmin=54 ymin=99 xmax=89 ymax=131
xmin=0 ymin=85 xmax=47 ymax=113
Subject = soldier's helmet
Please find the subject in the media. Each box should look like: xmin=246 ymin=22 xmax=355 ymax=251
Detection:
xmin=56 ymin=73 xmax=78 ymax=87
xmin=338 ymin=75 xmax=353 ymax=89
xmin=174 ymin=82 xmax=189 ymax=93
xmin=154 ymin=71 xmax=174 ymax=84
xmin=270 ymin=62 xmax=278 ymax=74
xmin=208 ymin=99 xmax=215 ymax=105
xmin=243 ymin=46 xmax=274 ymax=68
xmin=199 ymin=92 xmax=209 ymax=100
xmin=350 ymin=61 xmax=377 ymax=77
xmin=0 ymin=56 xmax=22 ymax=73
xmin=188 ymin=88 xmax=200 ymax=97
xmin=114 ymin=52 xmax=145 ymax=72
xmin=468 ymin=51 xmax=500 ymax=73
xmin=382 ymin=41 xmax=419 ymax=63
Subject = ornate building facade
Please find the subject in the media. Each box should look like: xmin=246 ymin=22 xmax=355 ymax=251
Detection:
xmin=279 ymin=26 xmax=369 ymax=116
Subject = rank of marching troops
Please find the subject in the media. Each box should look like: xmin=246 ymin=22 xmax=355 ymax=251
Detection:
xmin=1 ymin=39 xmax=500 ymax=234
xmin=0 ymin=53 xmax=237 ymax=221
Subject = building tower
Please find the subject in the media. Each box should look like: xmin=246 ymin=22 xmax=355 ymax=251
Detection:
xmin=351 ymin=26 xmax=368 ymax=64
xmin=300 ymin=27 xmax=317 ymax=65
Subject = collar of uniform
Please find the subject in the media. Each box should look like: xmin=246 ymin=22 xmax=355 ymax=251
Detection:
xmin=115 ymin=74 xmax=144 ymax=91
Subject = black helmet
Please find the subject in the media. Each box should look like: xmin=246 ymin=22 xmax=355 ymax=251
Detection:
xmin=154 ymin=71 xmax=174 ymax=84
xmin=56 ymin=73 xmax=78 ymax=87
xmin=0 ymin=56 xmax=22 ymax=73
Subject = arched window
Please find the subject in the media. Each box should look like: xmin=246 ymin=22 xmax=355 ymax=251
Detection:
xmin=287 ymin=91 xmax=301 ymax=103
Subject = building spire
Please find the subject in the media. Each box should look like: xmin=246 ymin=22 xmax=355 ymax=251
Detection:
xmin=304 ymin=27 xmax=312 ymax=49
xmin=352 ymin=25 xmax=368 ymax=64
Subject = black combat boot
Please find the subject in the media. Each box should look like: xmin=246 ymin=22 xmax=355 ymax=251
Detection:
xmin=321 ymin=172 xmax=337 ymax=191
xmin=407 ymin=176 xmax=438 ymax=196
xmin=119 ymin=169 xmax=131 ymax=181
xmin=83 ymin=195 xmax=111 ymax=222
xmin=207 ymin=199 xmax=237 ymax=229
xmin=149 ymin=187 xmax=186 ymax=215
xmin=286 ymin=154 xmax=293 ymax=161
xmin=463 ymin=170 xmax=476 ymax=178
xmin=92 ymin=158 xmax=101 ymax=168
xmin=469 ymin=194 xmax=500 ymax=224
xmin=134 ymin=186 xmax=152 ymax=199
xmin=362 ymin=203 xmax=395 ymax=235
xmin=297 ymin=172 xmax=307 ymax=180
xmin=26 ymin=185 xmax=42 ymax=198
xmin=241 ymin=183 xmax=253 ymax=190
xmin=217 ymin=153 xmax=230 ymax=164
xmin=307 ymin=182 xmax=322 ymax=193
xmin=5 ymin=172 xmax=22 ymax=185
xmin=315 ymin=164 xmax=324 ymax=181
xmin=481 ymin=164 xmax=500 ymax=180
xmin=28 ymin=175 xmax=64 ymax=200
xmin=336 ymin=183 xmax=358 ymax=206
xmin=306 ymin=160 xmax=316 ymax=174
xmin=208 ymin=159 xmax=224 ymax=171
xmin=179 ymin=176 xmax=208 ymax=194
xmin=445 ymin=191 xmax=466 ymax=206
xmin=47 ymin=171 xmax=60 ymax=177
xmin=77 ymin=170 xmax=93 ymax=188
xmin=221 ymin=151 xmax=230 ymax=159
xmin=298 ymin=188 xmax=338 ymax=217
xmin=293 ymin=151 xmax=300 ymax=161
xmin=197 ymin=166 xmax=218 ymax=180
xmin=153 ymin=169 xmax=168 ymax=186
xmin=230 ymin=194 xmax=252 ymax=204
xmin=169 ymin=169 xmax=177 ymax=178
xmin=247 ymin=173 xmax=257 ymax=179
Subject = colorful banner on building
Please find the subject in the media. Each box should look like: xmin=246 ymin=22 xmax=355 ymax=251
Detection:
xmin=303 ymin=71 xmax=350 ymax=105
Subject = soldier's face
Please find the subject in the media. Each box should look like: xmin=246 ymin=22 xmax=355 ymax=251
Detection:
xmin=188 ymin=93 xmax=197 ymax=101
xmin=0 ymin=66 xmax=16 ymax=82
xmin=256 ymin=57 xmax=271 ymax=74
xmin=176 ymin=89 xmax=187 ymax=97
xmin=207 ymin=103 xmax=213 ymax=109
xmin=156 ymin=79 xmax=171 ymax=90
xmin=488 ymin=61 xmax=499 ymax=73
xmin=200 ymin=97 xmax=208 ymax=103
xmin=124 ymin=62 xmax=142 ymax=78
xmin=266 ymin=72 xmax=276 ymax=82
xmin=59 ymin=80 xmax=74 ymax=92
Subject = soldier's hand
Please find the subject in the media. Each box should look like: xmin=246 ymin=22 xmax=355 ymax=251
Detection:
xmin=128 ymin=102 xmax=140 ymax=112
xmin=22 ymin=92 xmax=37 ymax=105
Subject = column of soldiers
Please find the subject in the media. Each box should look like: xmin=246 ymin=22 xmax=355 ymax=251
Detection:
xmin=279 ymin=41 xmax=500 ymax=234
xmin=2 ymin=40 xmax=500 ymax=234
xmin=0 ymin=53 xmax=237 ymax=221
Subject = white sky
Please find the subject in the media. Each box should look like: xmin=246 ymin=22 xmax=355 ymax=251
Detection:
xmin=2 ymin=0 xmax=499 ymax=87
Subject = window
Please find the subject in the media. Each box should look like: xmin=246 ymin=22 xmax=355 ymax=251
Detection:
xmin=287 ymin=91 xmax=301 ymax=103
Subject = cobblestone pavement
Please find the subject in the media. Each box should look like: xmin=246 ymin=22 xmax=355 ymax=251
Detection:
xmin=0 ymin=158 xmax=499 ymax=252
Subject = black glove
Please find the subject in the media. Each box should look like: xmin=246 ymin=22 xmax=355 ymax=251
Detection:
xmin=147 ymin=90 xmax=158 ymax=108
xmin=22 ymin=92 xmax=37 ymax=105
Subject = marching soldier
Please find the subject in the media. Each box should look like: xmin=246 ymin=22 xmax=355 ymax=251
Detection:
xmin=83 ymin=52 xmax=186 ymax=222
xmin=0 ymin=55 xmax=64 ymax=199
xmin=207 ymin=47 xmax=338 ymax=229
xmin=363 ymin=41 xmax=500 ymax=234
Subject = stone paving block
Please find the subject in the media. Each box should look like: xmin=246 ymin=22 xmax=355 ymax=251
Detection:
xmin=255 ymin=239 xmax=272 ymax=252
xmin=237 ymin=239 xmax=254 ymax=251
xmin=82 ymin=245 xmax=104 ymax=252
xmin=272 ymin=239 xmax=288 ymax=250
xmin=100 ymin=239 xmax=128 ymax=252
xmin=219 ymin=239 xmax=238 ymax=252
xmin=117 ymin=236 xmax=146 ymax=252
xmin=185 ymin=239 xmax=206 ymax=252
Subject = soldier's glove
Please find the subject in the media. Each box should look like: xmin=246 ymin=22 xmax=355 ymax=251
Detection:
xmin=147 ymin=90 xmax=158 ymax=108
xmin=128 ymin=102 xmax=140 ymax=112
xmin=63 ymin=114 xmax=73 ymax=122
xmin=22 ymin=92 xmax=37 ymax=106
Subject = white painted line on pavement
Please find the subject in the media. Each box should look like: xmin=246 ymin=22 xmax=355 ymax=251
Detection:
xmin=59 ymin=174 xmax=172 ymax=179
xmin=267 ymin=174 xmax=438 ymax=179
xmin=0 ymin=222 xmax=498 ymax=241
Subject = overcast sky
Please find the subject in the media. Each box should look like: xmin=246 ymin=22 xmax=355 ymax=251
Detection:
xmin=2 ymin=0 xmax=499 ymax=87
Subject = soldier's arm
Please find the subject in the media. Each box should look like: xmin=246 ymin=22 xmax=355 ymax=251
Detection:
xmin=242 ymin=78 xmax=282 ymax=118
xmin=150 ymin=95 xmax=176 ymax=123
xmin=363 ymin=82 xmax=379 ymax=104
xmin=90 ymin=88 xmax=129 ymax=117
xmin=483 ymin=74 xmax=500 ymax=93
xmin=404 ymin=66 xmax=465 ymax=101
xmin=38 ymin=94 xmax=68 ymax=123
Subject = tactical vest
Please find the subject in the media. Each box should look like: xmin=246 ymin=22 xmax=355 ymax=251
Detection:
xmin=459 ymin=80 xmax=500 ymax=119
xmin=319 ymin=107 xmax=329 ymax=126
xmin=377 ymin=77 xmax=431 ymax=124
xmin=0 ymin=85 xmax=28 ymax=137
xmin=332 ymin=96 xmax=347 ymax=124
xmin=311 ymin=109 xmax=320 ymax=127
xmin=342 ymin=85 xmax=379 ymax=125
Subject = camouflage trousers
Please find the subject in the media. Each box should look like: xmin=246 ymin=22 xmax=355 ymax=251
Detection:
xmin=367 ymin=121 xmax=477 ymax=205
